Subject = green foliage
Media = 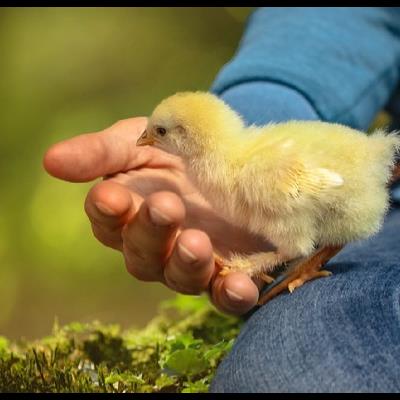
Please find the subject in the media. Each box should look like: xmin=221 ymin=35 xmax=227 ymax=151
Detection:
xmin=0 ymin=295 xmax=241 ymax=393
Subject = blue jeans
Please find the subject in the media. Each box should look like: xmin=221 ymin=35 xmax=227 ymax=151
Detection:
xmin=211 ymin=206 xmax=400 ymax=393
xmin=210 ymin=82 xmax=400 ymax=393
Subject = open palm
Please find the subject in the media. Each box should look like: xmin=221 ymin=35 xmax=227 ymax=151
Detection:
xmin=44 ymin=117 xmax=268 ymax=314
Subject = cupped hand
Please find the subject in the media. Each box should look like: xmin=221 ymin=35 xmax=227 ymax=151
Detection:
xmin=43 ymin=117 xmax=271 ymax=315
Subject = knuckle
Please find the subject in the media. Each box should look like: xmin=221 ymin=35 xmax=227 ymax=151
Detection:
xmin=122 ymin=242 xmax=161 ymax=282
xmin=124 ymin=260 xmax=155 ymax=282
xmin=164 ymin=274 xmax=204 ymax=295
xmin=121 ymin=232 xmax=143 ymax=258
xmin=91 ymin=223 xmax=120 ymax=249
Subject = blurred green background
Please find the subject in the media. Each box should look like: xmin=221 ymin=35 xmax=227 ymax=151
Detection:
xmin=0 ymin=7 xmax=253 ymax=340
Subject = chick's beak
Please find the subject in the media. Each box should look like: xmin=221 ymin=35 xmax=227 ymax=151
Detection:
xmin=136 ymin=129 xmax=155 ymax=146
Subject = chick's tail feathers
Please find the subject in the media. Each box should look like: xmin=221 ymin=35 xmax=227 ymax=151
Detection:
xmin=369 ymin=130 xmax=400 ymax=184
xmin=370 ymin=130 xmax=400 ymax=162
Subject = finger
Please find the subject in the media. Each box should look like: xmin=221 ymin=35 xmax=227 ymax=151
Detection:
xmin=84 ymin=180 xmax=140 ymax=250
xmin=122 ymin=191 xmax=185 ymax=282
xmin=210 ymin=272 xmax=259 ymax=316
xmin=43 ymin=117 xmax=172 ymax=183
xmin=164 ymin=229 xmax=214 ymax=295
xmin=43 ymin=117 xmax=147 ymax=182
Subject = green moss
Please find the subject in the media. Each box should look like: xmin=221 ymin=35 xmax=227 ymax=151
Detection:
xmin=0 ymin=295 xmax=241 ymax=393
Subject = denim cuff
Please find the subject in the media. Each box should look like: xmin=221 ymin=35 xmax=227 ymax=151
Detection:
xmin=216 ymin=81 xmax=319 ymax=126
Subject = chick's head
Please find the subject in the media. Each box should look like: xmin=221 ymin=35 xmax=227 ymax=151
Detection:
xmin=137 ymin=91 xmax=244 ymax=160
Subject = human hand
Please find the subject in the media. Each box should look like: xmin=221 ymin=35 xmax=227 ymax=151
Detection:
xmin=43 ymin=118 xmax=272 ymax=315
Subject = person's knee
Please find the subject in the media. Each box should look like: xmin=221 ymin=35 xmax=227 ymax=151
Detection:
xmin=209 ymin=256 xmax=400 ymax=392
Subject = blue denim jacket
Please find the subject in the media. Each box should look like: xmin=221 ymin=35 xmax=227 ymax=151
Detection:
xmin=211 ymin=7 xmax=400 ymax=131
xmin=210 ymin=7 xmax=400 ymax=201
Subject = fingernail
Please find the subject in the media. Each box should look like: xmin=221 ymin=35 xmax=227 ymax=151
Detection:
xmin=148 ymin=206 xmax=173 ymax=226
xmin=178 ymin=243 xmax=197 ymax=263
xmin=225 ymin=288 xmax=244 ymax=302
xmin=95 ymin=202 xmax=116 ymax=216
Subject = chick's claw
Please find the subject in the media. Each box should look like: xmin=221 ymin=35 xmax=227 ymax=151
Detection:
xmin=213 ymin=252 xmax=231 ymax=276
xmin=257 ymin=245 xmax=343 ymax=306
xmin=287 ymin=269 xmax=333 ymax=293
xmin=213 ymin=252 xmax=224 ymax=266
xmin=259 ymin=272 xmax=275 ymax=284
xmin=257 ymin=274 xmax=297 ymax=305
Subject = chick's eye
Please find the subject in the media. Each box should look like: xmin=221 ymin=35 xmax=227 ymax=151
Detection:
xmin=156 ymin=127 xmax=167 ymax=136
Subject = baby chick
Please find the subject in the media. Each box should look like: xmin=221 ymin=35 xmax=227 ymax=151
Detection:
xmin=137 ymin=91 xmax=400 ymax=305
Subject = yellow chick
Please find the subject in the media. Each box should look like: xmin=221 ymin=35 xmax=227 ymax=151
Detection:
xmin=137 ymin=91 xmax=400 ymax=304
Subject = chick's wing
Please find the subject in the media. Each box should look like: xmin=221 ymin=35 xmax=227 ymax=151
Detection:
xmin=280 ymin=161 xmax=344 ymax=200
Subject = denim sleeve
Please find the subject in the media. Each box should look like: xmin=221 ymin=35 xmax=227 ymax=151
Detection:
xmin=217 ymin=81 xmax=319 ymax=126
xmin=211 ymin=7 xmax=400 ymax=130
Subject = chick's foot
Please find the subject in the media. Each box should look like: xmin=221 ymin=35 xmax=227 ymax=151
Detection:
xmin=257 ymin=245 xmax=343 ymax=306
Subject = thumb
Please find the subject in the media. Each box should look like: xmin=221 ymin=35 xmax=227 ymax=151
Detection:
xmin=43 ymin=117 xmax=148 ymax=182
